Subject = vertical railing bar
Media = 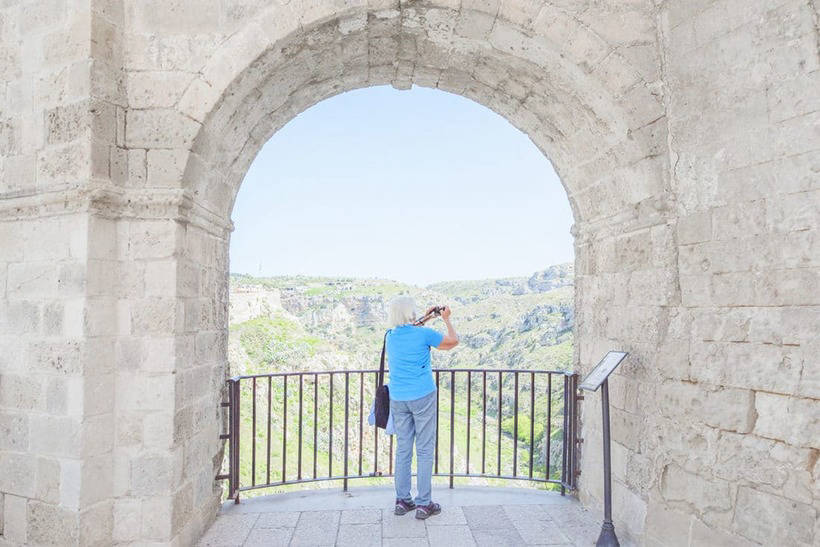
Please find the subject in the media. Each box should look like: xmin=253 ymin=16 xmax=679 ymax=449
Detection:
xmin=561 ymin=374 xmax=568 ymax=495
xmin=449 ymin=370 xmax=455 ymax=489
xmin=466 ymin=370 xmax=471 ymax=475
xmin=529 ymin=371 xmax=535 ymax=479
xmin=435 ymin=371 xmax=440 ymax=474
xmin=567 ymin=373 xmax=573 ymax=490
xmin=568 ymin=374 xmax=573 ymax=489
xmin=282 ymin=376 xmax=288 ymax=484
xmin=497 ymin=371 xmax=502 ymax=476
xmin=298 ymin=374 xmax=303 ymax=481
xmin=358 ymin=371 xmax=364 ymax=477
xmin=251 ymin=377 xmax=256 ymax=487
xmin=571 ymin=373 xmax=578 ymax=490
xmin=344 ymin=372 xmax=349 ymax=491
xmin=313 ymin=373 xmax=318 ymax=479
xmin=227 ymin=379 xmax=234 ymax=500
xmin=233 ymin=379 xmax=241 ymax=502
xmin=546 ymin=373 xmax=552 ymax=481
xmin=513 ymin=372 xmax=518 ymax=477
xmin=373 ymin=372 xmax=378 ymax=476
xmin=482 ymin=371 xmax=486 ymax=475
xmin=266 ymin=376 xmax=272 ymax=486
xmin=329 ymin=372 xmax=334 ymax=478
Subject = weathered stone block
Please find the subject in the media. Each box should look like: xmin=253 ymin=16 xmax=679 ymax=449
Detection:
xmin=144 ymin=259 xmax=178 ymax=297
xmin=0 ymin=299 xmax=41 ymax=335
xmin=146 ymin=148 xmax=187 ymax=188
xmin=116 ymin=372 xmax=175 ymax=411
xmin=128 ymin=220 xmax=182 ymax=259
xmin=0 ymin=373 xmax=43 ymax=411
xmin=0 ymin=411 xmax=28 ymax=451
xmin=754 ymin=392 xmax=819 ymax=448
xmin=26 ymin=500 xmax=79 ymax=544
xmin=36 ymin=141 xmax=89 ymax=185
xmin=690 ymin=516 xmax=751 ymax=547
xmin=2 ymin=493 xmax=27 ymax=544
xmin=643 ymin=498 xmax=691 ymax=546
xmin=732 ymin=486 xmax=816 ymax=545
xmin=127 ymin=70 xmax=192 ymax=109
xmin=129 ymin=450 xmax=183 ymax=496
xmin=29 ymin=414 xmax=83 ymax=458
xmin=29 ymin=340 xmax=82 ymax=375
xmin=142 ymin=410 xmax=174 ymax=448
xmin=677 ymin=211 xmax=712 ymax=245
xmin=659 ymin=380 xmax=755 ymax=432
xmin=35 ymin=457 xmax=61 ymax=505
xmin=661 ymin=463 xmax=731 ymax=513
xmin=113 ymin=498 xmax=141 ymax=542
xmin=0 ymin=452 xmax=37 ymax=498
xmin=141 ymin=494 xmax=173 ymax=539
xmin=128 ymin=0 xmax=222 ymax=33
xmin=78 ymin=499 xmax=113 ymax=546
xmin=125 ymin=109 xmax=200 ymax=149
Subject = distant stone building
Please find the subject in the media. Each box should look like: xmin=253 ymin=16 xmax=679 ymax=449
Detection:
xmin=0 ymin=1 xmax=817 ymax=545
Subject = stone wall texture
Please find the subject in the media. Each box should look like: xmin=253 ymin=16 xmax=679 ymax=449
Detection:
xmin=0 ymin=0 xmax=817 ymax=545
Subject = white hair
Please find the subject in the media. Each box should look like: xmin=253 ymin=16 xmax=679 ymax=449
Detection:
xmin=388 ymin=296 xmax=417 ymax=327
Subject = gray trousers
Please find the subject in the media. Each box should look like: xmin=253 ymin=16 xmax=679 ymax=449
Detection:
xmin=390 ymin=389 xmax=437 ymax=506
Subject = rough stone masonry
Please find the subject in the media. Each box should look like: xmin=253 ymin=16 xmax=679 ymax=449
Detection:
xmin=0 ymin=0 xmax=817 ymax=545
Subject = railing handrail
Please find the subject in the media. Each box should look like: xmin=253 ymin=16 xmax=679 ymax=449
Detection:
xmin=232 ymin=367 xmax=575 ymax=380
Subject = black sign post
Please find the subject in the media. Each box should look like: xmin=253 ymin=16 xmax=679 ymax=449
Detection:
xmin=579 ymin=351 xmax=629 ymax=547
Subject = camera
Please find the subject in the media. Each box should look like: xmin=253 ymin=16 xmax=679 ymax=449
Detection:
xmin=413 ymin=306 xmax=445 ymax=326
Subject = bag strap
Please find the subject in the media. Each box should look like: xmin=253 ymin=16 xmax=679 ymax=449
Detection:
xmin=377 ymin=330 xmax=389 ymax=388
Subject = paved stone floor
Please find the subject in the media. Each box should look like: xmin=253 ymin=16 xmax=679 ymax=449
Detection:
xmin=197 ymin=486 xmax=609 ymax=546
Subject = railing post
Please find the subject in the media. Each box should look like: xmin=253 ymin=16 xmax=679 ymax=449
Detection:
xmin=228 ymin=377 xmax=241 ymax=503
xmin=570 ymin=373 xmax=580 ymax=491
xmin=561 ymin=374 xmax=568 ymax=495
xmin=449 ymin=370 xmax=455 ymax=489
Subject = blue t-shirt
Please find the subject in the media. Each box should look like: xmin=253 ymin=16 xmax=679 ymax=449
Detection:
xmin=386 ymin=325 xmax=444 ymax=401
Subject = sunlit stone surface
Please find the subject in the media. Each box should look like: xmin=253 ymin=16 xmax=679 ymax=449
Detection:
xmin=0 ymin=1 xmax=817 ymax=545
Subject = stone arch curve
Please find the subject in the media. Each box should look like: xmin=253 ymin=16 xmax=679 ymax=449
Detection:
xmin=176 ymin=1 xmax=669 ymax=232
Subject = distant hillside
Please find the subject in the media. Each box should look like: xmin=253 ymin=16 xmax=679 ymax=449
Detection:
xmin=228 ymin=264 xmax=574 ymax=377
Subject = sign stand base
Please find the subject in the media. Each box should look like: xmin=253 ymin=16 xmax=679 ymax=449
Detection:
xmin=596 ymin=521 xmax=619 ymax=547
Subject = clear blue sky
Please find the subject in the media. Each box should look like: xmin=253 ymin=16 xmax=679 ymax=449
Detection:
xmin=230 ymin=85 xmax=573 ymax=286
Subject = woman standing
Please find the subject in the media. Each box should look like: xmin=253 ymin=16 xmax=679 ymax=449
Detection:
xmin=386 ymin=296 xmax=459 ymax=520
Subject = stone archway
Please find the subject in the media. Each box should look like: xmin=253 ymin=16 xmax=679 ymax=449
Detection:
xmin=1 ymin=1 xmax=817 ymax=545
xmin=165 ymin=3 xmax=673 ymax=544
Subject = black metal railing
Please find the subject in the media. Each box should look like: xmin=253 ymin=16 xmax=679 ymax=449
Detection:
xmin=221 ymin=368 xmax=579 ymax=502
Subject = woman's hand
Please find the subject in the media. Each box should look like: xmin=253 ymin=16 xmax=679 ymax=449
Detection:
xmin=435 ymin=306 xmax=459 ymax=350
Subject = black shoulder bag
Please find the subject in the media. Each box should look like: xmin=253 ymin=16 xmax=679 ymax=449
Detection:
xmin=374 ymin=330 xmax=390 ymax=429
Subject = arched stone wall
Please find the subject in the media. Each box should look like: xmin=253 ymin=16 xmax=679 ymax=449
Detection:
xmin=0 ymin=1 xmax=817 ymax=545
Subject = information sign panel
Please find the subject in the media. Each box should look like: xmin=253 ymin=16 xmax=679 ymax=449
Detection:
xmin=579 ymin=351 xmax=628 ymax=392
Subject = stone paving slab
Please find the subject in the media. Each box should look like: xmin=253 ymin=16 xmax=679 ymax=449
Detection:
xmin=197 ymin=487 xmax=605 ymax=546
xmin=337 ymin=523 xmax=382 ymax=547
xmin=341 ymin=508 xmax=382 ymax=524
xmin=426 ymin=524 xmax=476 ymax=546
xmin=243 ymin=526 xmax=293 ymax=547
xmin=471 ymin=527 xmax=527 ymax=546
xmin=290 ymin=510 xmax=341 ymax=546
